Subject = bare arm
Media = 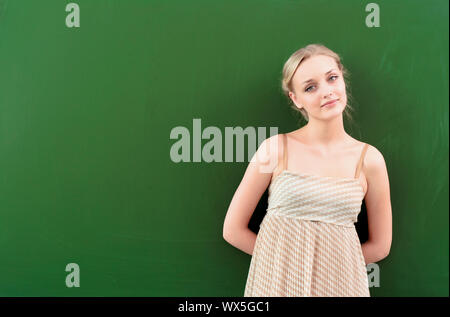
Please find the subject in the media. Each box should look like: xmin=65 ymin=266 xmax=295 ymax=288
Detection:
xmin=222 ymin=135 xmax=282 ymax=255
xmin=361 ymin=145 xmax=393 ymax=265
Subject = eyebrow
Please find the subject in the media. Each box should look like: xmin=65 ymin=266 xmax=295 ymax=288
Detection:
xmin=302 ymin=69 xmax=336 ymax=85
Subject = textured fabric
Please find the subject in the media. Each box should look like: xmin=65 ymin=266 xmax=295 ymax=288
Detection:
xmin=244 ymin=135 xmax=370 ymax=297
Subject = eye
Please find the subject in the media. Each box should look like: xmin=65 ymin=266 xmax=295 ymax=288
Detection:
xmin=305 ymin=85 xmax=314 ymax=92
xmin=305 ymin=75 xmax=339 ymax=92
xmin=330 ymin=75 xmax=338 ymax=81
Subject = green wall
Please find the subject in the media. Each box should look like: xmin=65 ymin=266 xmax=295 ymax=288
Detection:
xmin=0 ymin=0 xmax=448 ymax=296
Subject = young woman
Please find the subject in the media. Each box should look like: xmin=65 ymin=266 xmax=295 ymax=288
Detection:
xmin=223 ymin=44 xmax=392 ymax=297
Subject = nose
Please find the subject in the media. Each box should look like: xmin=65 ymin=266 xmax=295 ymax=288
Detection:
xmin=320 ymin=79 xmax=336 ymax=99
xmin=323 ymin=92 xmax=333 ymax=99
xmin=321 ymin=85 xmax=333 ymax=98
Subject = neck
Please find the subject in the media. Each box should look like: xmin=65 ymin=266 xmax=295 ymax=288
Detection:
xmin=302 ymin=115 xmax=349 ymax=148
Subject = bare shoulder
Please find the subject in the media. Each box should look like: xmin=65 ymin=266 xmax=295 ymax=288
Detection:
xmin=261 ymin=133 xmax=285 ymax=156
xmin=253 ymin=133 xmax=285 ymax=172
xmin=363 ymin=143 xmax=388 ymax=174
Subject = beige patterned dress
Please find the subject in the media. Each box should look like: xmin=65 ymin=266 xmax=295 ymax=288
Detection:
xmin=244 ymin=134 xmax=370 ymax=297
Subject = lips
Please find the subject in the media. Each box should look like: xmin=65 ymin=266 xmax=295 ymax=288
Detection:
xmin=322 ymin=99 xmax=338 ymax=107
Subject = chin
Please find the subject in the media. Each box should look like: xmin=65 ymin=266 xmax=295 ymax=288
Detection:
xmin=322 ymin=106 xmax=344 ymax=117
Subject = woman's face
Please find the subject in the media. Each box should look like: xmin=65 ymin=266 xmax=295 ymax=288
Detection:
xmin=289 ymin=55 xmax=347 ymax=121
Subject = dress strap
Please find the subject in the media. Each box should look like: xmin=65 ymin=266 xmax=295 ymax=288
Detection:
xmin=355 ymin=143 xmax=369 ymax=178
xmin=282 ymin=133 xmax=288 ymax=171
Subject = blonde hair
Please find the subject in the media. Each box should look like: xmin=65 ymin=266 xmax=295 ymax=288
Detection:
xmin=281 ymin=43 xmax=354 ymax=123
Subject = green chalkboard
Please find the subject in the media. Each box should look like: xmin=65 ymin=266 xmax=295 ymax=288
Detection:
xmin=0 ymin=0 xmax=448 ymax=297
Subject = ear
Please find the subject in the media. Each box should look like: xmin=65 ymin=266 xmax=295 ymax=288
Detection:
xmin=289 ymin=91 xmax=302 ymax=109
